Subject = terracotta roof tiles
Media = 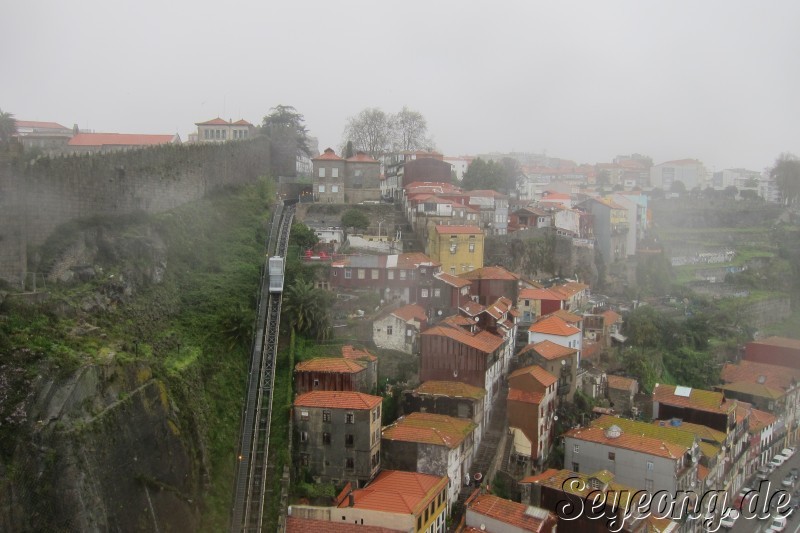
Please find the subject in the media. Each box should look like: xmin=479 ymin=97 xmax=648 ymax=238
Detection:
xmin=294 ymin=391 xmax=382 ymax=410
xmin=509 ymin=364 xmax=558 ymax=387
xmin=529 ymin=315 xmax=581 ymax=337
xmin=414 ymin=380 xmax=486 ymax=400
xmin=421 ymin=325 xmax=504 ymax=354
xmin=652 ymin=384 xmax=729 ymax=414
xmin=382 ymin=412 xmax=476 ymax=449
xmin=607 ymin=375 xmax=637 ymax=391
xmin=518 ymin=287 xmax=567 ymax=301
xmin=340 ymin=470 xmax=448 ymax=516
xmin=466 ymin=494 xmax=553 ymax=532
xmin=721 ymin=360 xmax=800 ymax=392
xmin=391 ymin=304 xmax=427 ymax=323
xmin=342 ymin=345 xmax=377 ymax=362
xmin=458 ymin=266 xmax=519 ymax=281
xmin=508 ymin=388 xmax=545 ymax=405
xmin=566 ymin=425 xmax=688 ymax=459
xmin=434 ymin=271 xmax=471 ymax=288
xmin=295 ymin=357 xmax=365 ymax=374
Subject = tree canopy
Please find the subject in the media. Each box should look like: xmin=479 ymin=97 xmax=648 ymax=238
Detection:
xmin=0 ymin=109 xmax=16 ymax=146
xmin=341 ymin=106 xmax=432 ymax=159
xmin=283 ymin=279 xmax=331 ymax=340
xmin=461 ymin=157 xmax=519 ymax=193
xmin=262 ymin=105 xmax=312 ymax=158
xmin=289 ymin=222 xmax=319 ymax=250
xmin=771 ymin=153 xmax=800 ymax=206
xmin=340 ymin=209 xmax=370 ymax=232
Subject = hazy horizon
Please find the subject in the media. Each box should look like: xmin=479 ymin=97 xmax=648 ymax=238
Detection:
xmin=5 ymin=0 xmax=799 ymax=172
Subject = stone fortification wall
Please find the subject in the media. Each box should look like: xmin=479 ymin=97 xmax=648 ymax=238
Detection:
xmin=0 ymin=138 xmax=270 ymax=285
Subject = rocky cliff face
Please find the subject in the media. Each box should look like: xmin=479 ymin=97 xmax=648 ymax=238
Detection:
xmin=1 ymin=362 xmax=204 ymax=532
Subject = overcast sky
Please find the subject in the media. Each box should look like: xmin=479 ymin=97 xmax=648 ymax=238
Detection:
xmin=4 ymin=1 xmax=798 ymax=171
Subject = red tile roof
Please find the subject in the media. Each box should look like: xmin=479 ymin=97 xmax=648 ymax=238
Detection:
xmin=721 ymin=360 xmax=800 ymax=391
xmin=313 ymin=148 xmax=344 ymax=161
xmin=748 ymin=407 xmax=777 ymax=433
xmin=421 ymin=325 xmax=504 ymax=354
xmin=340 ymin=470 xmax=448 ymax=516
xmin=565 ymin=426 xmax=688 ymax=459
xmin=68 ymin=133 xmax=177 ymax=146
xmin=294 ymin=391 xmax=382 ymax=410
xmin=508 ymin=388 xmax=545 ymax=405
xmin=346 ymin=152 xmax=379 ymax=163
xmin=467 ymin=493 xmax=553 ymax=532
xmin=286 ymin=517 xmax=398 ymax=533
xmin=528 ymin=316 xmax=581 ymax=337
xmin=382 ymin=412 xmax=476 ymax=448
xmin=548 ymin=309 xmax=582 ymax=324
xmin=518 ymin=288 xmax=567 ymax=301
xmin=433 ymin=225 xmax=483 ymax=235
xmin=14 ymin=120 xmax=69 ymax=130
xmin=440 ymin=315 xmax=475 ymax=328
xmin=414 ymin=380 xmax=486 ymax=400
xmin=195 ymin=117 xmax=231 ymax=125
xmin=392 ymin=304 xmax=427 ymax=323
xmin=509 ymin=364 xmax=558 ymax=387
xmin=458 ymin=266 xmax=520 ymax=281
xmin=602 ymin=309 xmax=622 ymax=324
xmin=232 ymin=119 xmax=253 ymax=126
xmin=460 ymin=301 xmax=485 ymax=316
xmin=518 ymin=340 xmax=577 ymax=360
xmin=607 ymin=375 xmax=637 ymax=391
xmin=295 ymin=358 xmax=365 ymax=374
xmin=341 ymin=345 xmax=377 ymax=362
xmin=434 ymin=271 xmax=471 ymax=288
xmin=652 ymin=384 xmax=729 ymax=414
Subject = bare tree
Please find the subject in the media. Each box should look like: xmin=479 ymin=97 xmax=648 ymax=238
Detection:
xmin=771 ymin=152 xmax=800 ymax=206
xmin=342 ymin=108 xmax=391 ymax=160
xmin=389 ymin=106 xmax=431 ymax=151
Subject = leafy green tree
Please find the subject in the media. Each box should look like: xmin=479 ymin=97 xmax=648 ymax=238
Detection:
xmin=283 ymin=279 xmax=331 ymax=340
xmin=462 ymin=158 xmax=505 ymax=192
xmin=771 ymin=153 xmax=800 ymax=206
xmin=0 ymin=108 xmax=16 ymax=145
xmin=341 ymin=209 xmax=370 ymax=232
xmin=289 ymin=222 xmax=319 ymax=250
xmin=623 ymin=306 xmax=663 ymax=348
xmin=261 ymin=105 xmax=311 ymax=157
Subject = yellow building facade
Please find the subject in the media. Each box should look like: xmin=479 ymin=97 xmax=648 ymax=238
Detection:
xmin=427 ymin=225 xmax=484 ymax=276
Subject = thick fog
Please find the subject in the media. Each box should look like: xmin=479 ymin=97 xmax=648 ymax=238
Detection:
xmin=4 ymin=0 xmax=799 ymax=169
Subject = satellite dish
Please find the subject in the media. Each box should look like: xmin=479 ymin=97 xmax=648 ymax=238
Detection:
xmin=553 ymin=416 xmax=559 ymax=421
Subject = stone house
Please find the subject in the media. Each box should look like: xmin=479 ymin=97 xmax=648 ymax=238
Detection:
xmin=372 ymin=304 xmax=427 ymax=354
xmin=293 ymin=391 xmax=383 ymax=488
xmin=606 ymin=375 xmax=638 ymax=416
xmin=294 ymin=346 xmax=378 ymax=395
xmin=329 ymin=253 xmax=440 ymax=304
xmin=381 ymin=412 xmax=476 ymax=507
xmin=195 ymin=117 xmax=253 ymax=143
xmin=401 ymin=380 xmax=486 ymax=446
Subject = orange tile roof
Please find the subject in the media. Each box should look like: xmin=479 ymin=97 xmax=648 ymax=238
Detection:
xmin=313 ymin=148 xmax=344 ymax=160
xmin=518 ymin=288 xmax=566 ymax=301
xmin=15 ymin=120 xmax=68 ymax=130
xmin=748 ymin=407 xmax=777 ymax=433
xmin=433 ymin=225 xmax=483 ymax=235
xmin=340 ymin=470 xmax=448 ymax=516
xmin=434 ymin=271 xmax=471 ymax=288
xmin=294 ymin=391 xmax=382 ymax=410
xmin=68 ymin=133 xmax=176 ymax=146
xmin=593 ymin=415 xmax=697 ymax=449
xmin=394 ymin=252 xmax=439 ymax=269
xmin=382 ymin=412 xmax=476 ymax=448
xmin=508 ymin=388 xmax=544 ymax=405
xmin=440 ymin=315 xmax=474 ymax=328
xmin=295 ymin=357 xmax=365 ymax=374
xmin=528 ymin=316 xmax=581 ymax=337
xmin=653 ymin=384 xmax=729 ymax=414
xmin=750 ymin=336 xmax=800 ymax=350
xmin=286 ymin=517 xmax=398 ymax=533
xmin=467 ymin=494 xmax=553 ymax=532
xmin=414 ymin=380 xmax=486 ymax=400
xmin=391 ymin=304 xmax=427 ymax=323
xmin=697 ymin=464 xmax=709 ymax=481
xmin=421 ymin=325 xmax=504 ymax=354
xmin=548 ymin=309 xmax=582 ymax=324
xmin=519 ymin=340 xmax=577 ymax=361
xmin=721 ymin=360 xmax=800 ymax=391
xmin=602 ymin=309 xmax=622 ymax=324
xmin=650 ymin=419 xmax=726 ymax=444
xmin=195 ymin=117 xmax=232 ymax=125
xmin=342 ymin=345 xmax=377 ymax=362
xmin=458 ymin=266 xmax=519 ymax=281
xmin=716 ymin=382 xmax=785 ymax=400
xmin=565 ymin=426 xmax=688 ymax=459
xmin=232 ymin=119 xmax=253 ymax=126
xmin=460 ymin=301 xmax=485 ymax=316
xmin=346 ymin=152 xmax=379 ymax=163
xmin=607 ymin=375 xmax=637 ymax=391
xmin=509 ymin=364 xmax=558 ymax=387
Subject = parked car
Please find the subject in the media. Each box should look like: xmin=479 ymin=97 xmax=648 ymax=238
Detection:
xmin=720 ymin=509 xmax=739 ymax=529
xmin=782 ymin=474 xmax=795 ymax=488
xmin=781 ymin=448 xmax=795 ymax=459
xmin=770 ymin=454 xmax=789 ymax=468
xmin=791 ymin=467 xmax=799 ymax=480
xmin=765 ymin=515 xmax=787 ymax=532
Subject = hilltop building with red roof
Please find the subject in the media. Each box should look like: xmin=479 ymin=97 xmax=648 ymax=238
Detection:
xmin=312 ymin=147 xmax=382 ymax=203
xmin=293 ymin=391 xmax=383 ymax=487
xmin=383 ymin=150 xmax=451 ymax=201
xmin=381 ymin=412 xmax=477 ymax=506
xmin=195 ymin=117 xmax=253 ymax=143
xmin=13 ymin=119 xmax=74 ymax=153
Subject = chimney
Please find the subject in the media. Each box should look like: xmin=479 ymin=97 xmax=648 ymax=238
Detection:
xmin=348 ymin=492 xmax=355 ymax=507
xmin=73 ymin=124 xmax=79 ymax=135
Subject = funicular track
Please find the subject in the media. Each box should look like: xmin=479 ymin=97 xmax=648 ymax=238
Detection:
xmin=230 ymin=201 xmax=295 ymax=533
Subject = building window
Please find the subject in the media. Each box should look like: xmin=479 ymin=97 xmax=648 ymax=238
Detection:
xmin=301 ymin=454 xmax=310 ymax=466
xmin=573 ymin=444 xmax=580 ymax=454
xmin=434 ymin=288 xmax=441 ymax=297
xmin=358 ymin=269 xmax=365 ymax=279
xmin=450 ymin=267 xmax=456 ymax=275
xmin=318 ymin=185 xmax=326 ymax=193
xmin=646 ymin=461 xmax=654 ymax=471
xmin=323 ymin=410 xmax=331 ymax=422
xmin=421 ymin=289 xmax=429 ymax=298
xmin=344 ymin=268 xmax=352 ymax=279
xmin=332 ymin=167 xmax=339 ymax=178
xmin=400 ymin=270 xmax=407 ymax=280
xmin=371 ymin=269 xmax=379 ymax=280
xmin=323 ymin=432 xmax=331 ymax=445
xmin=572 ymin=462 xmax=579 ymax=472
xmin=645 ymin=479 xmax=654 ymax=492
xmin=331 ymin=185 xmax=339 ymax=193
xmin=387 ymin=326 xmax=393 ymax=335
xmin=346 ymin=413 xmax=354 ymax=424
xmin=300 ymin=431 xmax=308 ymax=442
xmin=319 ymin=168 xmax=326 ymax=178
xmin=300 ymin=410 xmax=309 ymax=421
xmin=345 ymin=434 xmax=354 ymax=447
xmin=608 ymin=452 xmax=615 ymax=461
xmin=388 ymin=270 xmax=395 ymax=280
xmin=345 ymin=457 xmax=354 ymax=469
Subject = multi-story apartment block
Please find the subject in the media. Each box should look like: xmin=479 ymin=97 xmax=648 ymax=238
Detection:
xmin=426 ymin=225 xmax=484 ymax=276
xmin=649 ymin=159 xmax=708 ymax=190
xmin=528 ymin=315 xmax=582 ymax=365
xmin=195 ymin=117 xmax=253 ymax=143
xmin=329 ymin=253 xmax=440 ymax=304
xmin=517 ymin=340 xmax=579 ymax=403
xmin=576 ymin=197 xmax=629 ymax=263
xmin=507 ymin=365 xmax=558 ymax=474
xmin=311 ymin=148 xmax=381 ymax=204
xmin=457 ymin=265 xmax=524 ymax=306
xmin=381 ymin=412 xmax=477 ymax=507
xmin=401 ymin=380 xmax=486 ymax=446
xmin=465 ymin=190 xmax=510 ymax=235
xmin=293 ymin=391 xmax=383 ymax=487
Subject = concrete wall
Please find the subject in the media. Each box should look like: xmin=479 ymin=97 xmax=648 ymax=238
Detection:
xmin=0 ymin=138 xmax=271 ymax=286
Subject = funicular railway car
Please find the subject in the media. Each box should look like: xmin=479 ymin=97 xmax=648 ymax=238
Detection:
xmin=268 ymin=256 xmax=285 ymax=293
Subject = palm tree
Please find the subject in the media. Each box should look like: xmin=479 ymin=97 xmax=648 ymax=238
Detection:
xmin=282 ymin=279 xmax=331 ymax=340
xmin=0 ymin=109 xmax=17 ymax=145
